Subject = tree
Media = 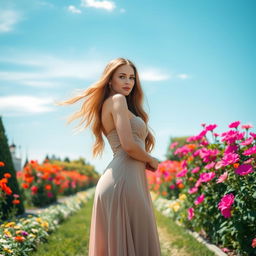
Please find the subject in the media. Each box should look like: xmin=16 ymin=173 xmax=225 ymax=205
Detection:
xmin=0 ymin=116 xmax=25 ymax=219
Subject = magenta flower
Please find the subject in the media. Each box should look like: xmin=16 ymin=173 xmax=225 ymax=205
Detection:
xmin=213 ymin=133 xmax=219 ymax=137
xmin=216 ymin=171 xmax=228 ymax=183
xmin=228 ymin=121 xmax=240 ymax=129
xmin=218 ymin=193 xmax=235 ymax=218
xmin=188 ymin=187 xmax=198 ymax=194
xmin=221 ymin=130 xmax=245 ymax=144
xmin=243 ymin=145 xmax=256 ymax=156
xmin=235 ymin=164 xmax=254 ymax=176
xmin=191 ymin=167 xmax=200 ymax=173
xmin=221 ymin=152 xmax=239 ymax=166
xmin=169 ymin=184 xmax=175 ymax=190
xmin=21 ymin=231 xmax=28 ymax=236
xmin=224 ymin=144 xmax=238 ymax=154
xmin=240 ymin=137 xmax=254 ymax=146
xmin=250 ymin=132 xmax=256 ymax=138
xmin=194 ymin=194 xmax=205 ymax=205
xmin=205 ymin=124 xmax=217 ymax=131
xmin=241 ymin=124 xmax=253 ymax=130
xmin=199 ymin=172 xmax=216 ymax=183
xmin=188 ymin=207 xmax=194 ymax=220
xmin=199 ymin=148 xmax=219 ymax=163
xmin=47 ymin=192 xmax=53 ymax=198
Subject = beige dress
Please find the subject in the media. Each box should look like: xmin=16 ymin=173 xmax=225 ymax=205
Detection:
xmin=88 ymin=115 xmax=161 ymax=256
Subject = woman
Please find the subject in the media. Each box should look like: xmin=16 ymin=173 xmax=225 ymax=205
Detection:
xmin=57 ymin=57 xmax=161 ymax=255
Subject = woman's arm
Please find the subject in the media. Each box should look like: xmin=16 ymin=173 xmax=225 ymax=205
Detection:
xmin=111 ymin=94 xmax=153 ymax=163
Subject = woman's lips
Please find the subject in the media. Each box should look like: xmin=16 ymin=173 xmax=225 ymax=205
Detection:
xmin=123 ymin=87 xmax=130 ymax=91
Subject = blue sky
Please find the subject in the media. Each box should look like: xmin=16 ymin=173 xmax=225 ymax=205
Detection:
xmin=0 ymin=0 xmax=255 ymax=174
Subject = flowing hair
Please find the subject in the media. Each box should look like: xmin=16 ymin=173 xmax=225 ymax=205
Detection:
xmin=55 ymin=57 xmax=155 ymax=158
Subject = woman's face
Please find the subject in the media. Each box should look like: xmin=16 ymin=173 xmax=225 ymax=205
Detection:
xmin=109 ymin=64 xmax=135 ymax=96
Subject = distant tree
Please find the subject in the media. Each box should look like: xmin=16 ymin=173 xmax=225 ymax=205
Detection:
xmin=0 ymin=116 xmax=25 ymax=219
xmin=64 ymin=157 xmax=70 ymax=163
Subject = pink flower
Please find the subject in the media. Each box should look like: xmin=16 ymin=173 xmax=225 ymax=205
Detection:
xmin=241 ymin=124 xmax=253 ymax=130
xmin=191 ymin=167 xmax=200 ymax=173
xmin=205 ymin=124 xmax=217 ymax=131
xmin=213 ymin=133 xmax=219 ymax=137
xmin=194 ymin=194 xmax=205 ymax=205
xmin=201 ymin=123 xmax=206 ymax=127
xmin=176 ymin=168 xmax=188 ymax=178
xmin=169 ymin=142 xmax=178 ymax=149
xmin=240 ymin=137 xmax=254 ymax=146
xmin=222 ymin=248 xmax=231 ymax=253
xmin=221 ymin=152 xmax=239 ymax=166
xmin=176 ymin=179 xmax=183 ymax=185
xmin=195 ymin=179 xmax=202 ymax=187
xmin=205 ymin=162 xmax=215 ymax=170
xmin=218 ymin=193 xmax=235 ymax=218
xmin=252 ymin=238 xmax=256 ymax=248
xmin=188 ymin=207 xmax=194 ymax=220
xmin=215 ymin=161 xmax=224 ymax=170
xmin=228 ymin=121 xmax=240 ymax=129
xmin=250 ymin=132 xmax=256 ymax=139
xmin=244 ymin=158 xmax=254 ymax=164
xmin=216 ymin=171 xmax=228 ymax=183
xmin=199 ymin=172 xmax=216 ymax=183
xmin=181 ymin=160 xmax=187 ymax=168
xmin=243 ymin=145 xmax=256 ymax=156
xmin=188 ymin=187 xmax=198 ymax=194
xmin=235 ymin=164 xmax=254 ymax=176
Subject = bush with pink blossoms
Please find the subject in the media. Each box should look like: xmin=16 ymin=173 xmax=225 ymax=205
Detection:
xmin=155 ymin=121 xmax=256 ymax=255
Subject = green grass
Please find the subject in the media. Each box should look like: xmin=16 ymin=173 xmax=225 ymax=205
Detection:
xmin=154 ymin=207 xmax=215 ymax=256
xmin=31 ymin=198 xmax=93 ymax=256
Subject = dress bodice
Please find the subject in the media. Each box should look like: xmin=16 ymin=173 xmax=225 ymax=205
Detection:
xmin=105 ymin=116 xmax=149 ymax=156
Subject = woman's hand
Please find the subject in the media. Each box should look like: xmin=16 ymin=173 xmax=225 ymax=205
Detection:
xmin=145 ymin=157 xmax=159 ymax=172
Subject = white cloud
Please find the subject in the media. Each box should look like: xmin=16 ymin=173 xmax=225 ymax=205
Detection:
xmin=140 ymin=68 xmax=170 ymax=81
xmin=81 ymin=0 xmax=116 ymax=11
xmin=0 ymin=54 xmax=106 ymax=86
xmin=68 ymin=5 xmax=82 ymax=14
xmin=0 ymin=10 xmax=21 ymax=33
xmin=0 ymin=95 xmax=55 ymax=116
xmin=176 ymin=73 xmax=189 ymax=80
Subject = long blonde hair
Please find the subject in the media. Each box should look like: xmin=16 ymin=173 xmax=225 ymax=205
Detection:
xmin=55 ymin=57 xmax=155 ymax=158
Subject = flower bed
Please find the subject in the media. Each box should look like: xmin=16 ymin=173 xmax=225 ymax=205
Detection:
xmin=148 ymin=121 xmax=256 ymax=255
xmin=17 ymin=160 xmax=93 ymax=207
xmin=0 ymin=187 xmax=95 ymax=256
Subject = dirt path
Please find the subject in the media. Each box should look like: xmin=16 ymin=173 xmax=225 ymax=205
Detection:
xmin=157 ymin=224 xmax=191 ymax=256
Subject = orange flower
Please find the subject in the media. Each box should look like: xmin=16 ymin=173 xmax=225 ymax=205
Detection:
xmin=162 ymin=191 xmax=168 ymax=196
xmin=233 ymin=163 xmax=240 ymax=168
xmin=177 ymin=183 xmax=184 ymax=189
xmin=0 ymin=161 xmax=5 ymax=167
xmin=22 ymin=183 xmax=29 ymax=189
xmin=12 ymin=199 xmax=20 ymax=204
xmin=15 ymin=236 xmax=25 ymax=242
xmin=45 ymin=184 xmax=52 ymax=190
xmin=4 ymin=173 xmax=11 ymax=178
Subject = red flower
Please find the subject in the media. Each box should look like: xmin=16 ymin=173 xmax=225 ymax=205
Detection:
xmin=22 ymin=183 xmax=29 ymax=189
xmin=45 ymin=184 xmax=52 ymax=190
xmin=0 ymin=161 xmax=5 ymax=167
xmin=4 ymin=173 xmax=11 ymax=178
xmin=31 ymin=185 xmax=38 ymax=194
xmin=12 ymin=199 xmax=20 ymax=204
xmin=15 ymin=236 xmax=25 ymax=242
